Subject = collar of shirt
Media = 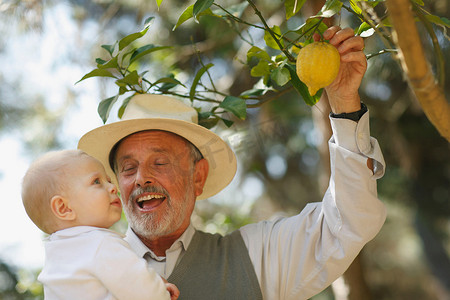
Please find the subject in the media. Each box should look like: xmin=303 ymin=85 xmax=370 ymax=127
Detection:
xmin=48 ymin=226 xmax=121 ymax=241
xmin=124 ymin=224 xmax=196 ymax=277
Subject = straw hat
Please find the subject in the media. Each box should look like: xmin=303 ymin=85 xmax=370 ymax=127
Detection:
xmin=78 ymin=94 xmax=237 ymax=200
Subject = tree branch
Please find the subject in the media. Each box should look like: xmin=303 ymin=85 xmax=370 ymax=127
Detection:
xmin=246 ymin=0 xmax=296 ymax=62
xmin=385 ymin=0 xmax=450 ymax=142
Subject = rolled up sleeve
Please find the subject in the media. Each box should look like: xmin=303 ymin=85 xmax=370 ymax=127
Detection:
xmin=240 ymin=109 xmax=387 ymax=300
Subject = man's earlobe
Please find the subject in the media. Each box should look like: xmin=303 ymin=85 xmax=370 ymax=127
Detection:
xmin=50 ymin=195 xmax=76 ymax=221
xmin=194 ymin=158 xmax=209 ymax=196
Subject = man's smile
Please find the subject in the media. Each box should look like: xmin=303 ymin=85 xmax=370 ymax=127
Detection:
xmin=135 ymin=193 xmax=166 ymax=211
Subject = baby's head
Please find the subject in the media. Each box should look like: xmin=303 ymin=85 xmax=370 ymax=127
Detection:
xmin=22 ymin=150 xmax=122 ymax=234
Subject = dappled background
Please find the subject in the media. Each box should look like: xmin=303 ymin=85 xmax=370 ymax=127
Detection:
xmin=0 ymin=0 xmax=449 ymax=299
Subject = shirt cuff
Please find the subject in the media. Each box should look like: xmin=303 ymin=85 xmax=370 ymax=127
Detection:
xmin=329 ymin=110 xmax=371 ymax=154
xmin=329 ymin=109 xmax=386 ymax=178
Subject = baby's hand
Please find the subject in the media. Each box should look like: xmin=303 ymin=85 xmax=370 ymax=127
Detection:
xmin=161 ymin=277 xmax=180 ymax=300
xmin=165 ymin=283 xmax=180 ymax=300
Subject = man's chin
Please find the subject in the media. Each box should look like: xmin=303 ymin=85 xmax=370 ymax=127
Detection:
xmin=124 ymin=202 xmax=186 ymax=239
xmin=128 ymin=216 xmax=174 ymax=239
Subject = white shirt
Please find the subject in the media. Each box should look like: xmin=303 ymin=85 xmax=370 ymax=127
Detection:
xmin=125 ymin=111 xmax=387 ymax=300
xmin=39 ymin=226 xmax=171 ymax=300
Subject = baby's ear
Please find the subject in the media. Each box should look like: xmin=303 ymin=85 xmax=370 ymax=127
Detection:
xmin=50 ymin=195 xmax=76 ymax=221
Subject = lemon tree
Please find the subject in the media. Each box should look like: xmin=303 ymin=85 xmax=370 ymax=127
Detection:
xmin=78 ymin=0 xmax=449 ymax=138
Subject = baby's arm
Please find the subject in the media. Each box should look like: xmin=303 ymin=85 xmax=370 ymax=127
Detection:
xmin=92 ymin=232 xmax=176 ymax=300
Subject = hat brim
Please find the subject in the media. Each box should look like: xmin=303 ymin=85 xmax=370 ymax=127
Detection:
xmin=78 ymin=118 xmax=237 ymax=200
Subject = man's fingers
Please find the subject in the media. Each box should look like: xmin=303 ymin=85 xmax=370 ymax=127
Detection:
xmin=341 ymin=51 xmax=367 ymax=66
xmin=337 ymin=36 xmax=365 ymax=54
xmin=323 ymin=26 xmax=342 ymax=40
xmin=329 ymin=28 xmax=355 ymax=46
xmin=313 ymin=32 xmax=321 ymax=42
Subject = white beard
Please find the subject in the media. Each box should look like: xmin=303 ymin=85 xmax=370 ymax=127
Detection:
xmin=123 ymin=185 xmax=192 ymax=239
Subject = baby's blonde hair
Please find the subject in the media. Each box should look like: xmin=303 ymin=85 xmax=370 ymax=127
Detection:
xmin=21 ymin=149 xmax=89 ymax=234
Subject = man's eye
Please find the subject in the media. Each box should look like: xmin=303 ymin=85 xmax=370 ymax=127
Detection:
xmin=155 ymin=159 xmax=169 ymax=166
xmin=93 ymin=178 xmax=101 ymax=184
xmin=122 ymin=165 xmax=136 ymax=173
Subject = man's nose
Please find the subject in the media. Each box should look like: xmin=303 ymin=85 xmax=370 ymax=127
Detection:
xmin=135 ymin=166 xmax=154 ymax=187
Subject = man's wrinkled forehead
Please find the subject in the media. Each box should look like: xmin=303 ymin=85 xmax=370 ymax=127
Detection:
xmin=109 ymin=129 xmax=193 ymax=170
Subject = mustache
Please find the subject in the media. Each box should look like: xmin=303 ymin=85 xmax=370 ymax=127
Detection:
xmin=129 ymin=185 xmax=170 ymax=202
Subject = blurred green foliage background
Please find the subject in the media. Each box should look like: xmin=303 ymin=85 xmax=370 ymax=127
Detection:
xmin=0 ymin=0 xmax=448 ymax=299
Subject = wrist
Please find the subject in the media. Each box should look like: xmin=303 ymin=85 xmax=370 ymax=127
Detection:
xmin=330 ymin=102 xmax=367 ymax=122
xmin=328 ymin=93 xmax=361 ymax=114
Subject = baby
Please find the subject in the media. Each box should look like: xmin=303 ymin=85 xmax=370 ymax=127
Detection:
xmin=22 ymin=149 xmax=179 ymax=300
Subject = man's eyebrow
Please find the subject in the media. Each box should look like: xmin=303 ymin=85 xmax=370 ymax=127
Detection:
xmin=117 ymin=148 xmax=169 ymax=162
xmin=117 ymin=154 xmax=133 ymax=162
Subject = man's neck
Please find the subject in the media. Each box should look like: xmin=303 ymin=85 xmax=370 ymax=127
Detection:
xmin=135 ymin=226 xmax=187 ymax=257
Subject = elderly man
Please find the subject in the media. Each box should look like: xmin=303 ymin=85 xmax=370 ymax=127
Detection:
xmin=79 ymin=26 xmax=386 ymax=300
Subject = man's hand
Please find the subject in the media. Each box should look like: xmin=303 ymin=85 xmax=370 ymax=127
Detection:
xmin=315 ymin=26 xmax=367 ymax=114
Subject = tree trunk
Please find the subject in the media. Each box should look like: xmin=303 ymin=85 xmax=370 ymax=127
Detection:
xmin=385 ymin=0 xmax=450 ymax=142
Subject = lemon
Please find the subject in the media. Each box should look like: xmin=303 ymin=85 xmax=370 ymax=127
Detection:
xmin=296 ymin=42 xmax=340 ymax=96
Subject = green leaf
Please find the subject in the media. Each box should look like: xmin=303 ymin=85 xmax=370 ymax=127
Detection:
xmin=154 ymin=76 xmax=186 ymax=92
xmin=198 ymin=115 xmax=219 ymax=129
xmin=173 ymin=4 xmax=214 ymax=30
xmin=356 ymin=22 xmax=375 ymax=37
xmin=115 ymin=70 xmax=140 ymax=87
xmin=101 ymin=43 xmax=116 ymax=56
xmin=156 ymin=0 xmax=164 ymax=9
xmin=96 ymin=58 xmax=107 ymax=65
xmin=285 ymin=64 xmax=320 ymax=106
xmin=97 ymin=56 xmax=119 ymax=69
xmin=356 ymin=22 xmax=371 ymax=35
xmin=198 ymin=111 xmax=220 ymax=129
xmin=190 ymin=63 xmax=214 ymax=101
xmin=153 ymin=76 xmax=185 ymax=86
xmin=76 ymin=69 xmax=117 ymax=84
xmin=316 ymin=0 xmax=343 ymax=18
xmin=174 ymin=5 xmax=195 ymax=30
xmin=425 ymin=15 xmax=450 ymax=28
xmin=130 ymin=45 xmax=171 ymax=63
xmin=118 ymin=86 xmax=129 ymax=95
xmin=198 ymin=111 xmax=213 ymax=119
xmin=411 ymin=0 xmax=424 ymax=6
xmin=143 ymin=16 xmax=155 ymax=29
xmin=220 ymin=117 xmax=234 ymax=128
xmin=98 ymin=95 xmax=119 ymax=123
xmin=285 ymin=0 xmax=307 ymax=20
xmin=349 ymin=0 xmax=380 ymax=15
xmin=247 ymin=46 xmax=271 ymax=62
xmin=193 ymin=0 xmax=214 ymax=21
xmin=271 ymin=65 xmax=291 ymax=86
xmin=251 ymin=60 xmax=272 ymax=77
xmin=349 ymin=0 xmax=362 ymax=15
xmin=118 ymin=17 xmax=154 ymax=51
xmin=264 ymin=25 xmax=284 ymax=50
xmin=118 ymin=95 xmax=133 ymax=119
xmin=212 ymin=2 xmax=248 ymax=18
xmin=293 ymin=18 xmax=328 ymax=39
xmin=219 ymin=96 xmax=247 ymax=120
